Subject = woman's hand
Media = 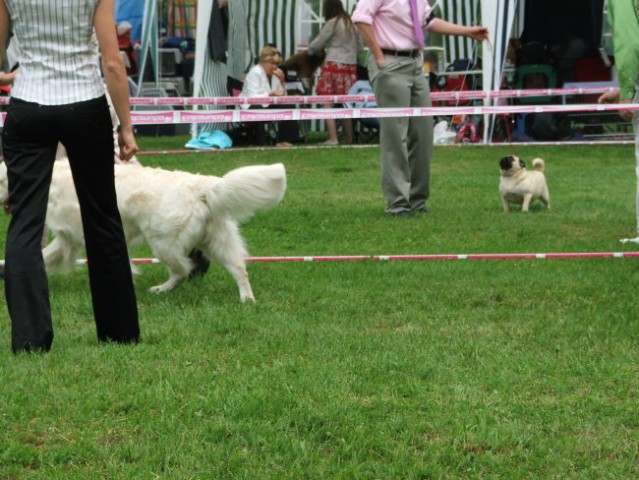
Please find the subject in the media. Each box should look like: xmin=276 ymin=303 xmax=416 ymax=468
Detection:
xmin=118 ymin=127 xmax=139 ymax=161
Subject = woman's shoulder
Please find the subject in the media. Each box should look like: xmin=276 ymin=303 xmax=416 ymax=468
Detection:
xmin=248 ymin=63 xmax=265 ymax=76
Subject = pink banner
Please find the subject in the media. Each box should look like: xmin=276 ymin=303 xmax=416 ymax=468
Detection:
xmin=131 ymin=112 xmax=175 ymax=124
xmin=179 ymin=111 xmax=235 ymax=123
xmin=299 ymin=109 xmax=352 ymax=120
xmin=239 ymin=110 xmax=294 ymax=122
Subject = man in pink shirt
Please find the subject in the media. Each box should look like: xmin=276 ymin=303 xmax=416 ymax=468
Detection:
xmin=352 ymin=0 xmax=488 ymax=216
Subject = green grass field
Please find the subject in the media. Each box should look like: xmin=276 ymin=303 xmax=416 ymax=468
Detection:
xmin=1 ymin=139 xmax=638 ymax=479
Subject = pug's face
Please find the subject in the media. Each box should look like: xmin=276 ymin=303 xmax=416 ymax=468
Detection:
xmin=499 ymin=155 xmax=526 ymax=176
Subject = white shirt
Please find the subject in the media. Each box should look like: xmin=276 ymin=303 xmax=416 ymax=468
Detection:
xmin=6 ymin=0 xmax=105 ymax=105
xmin=239 ymin=64 xmax=284 ymax=109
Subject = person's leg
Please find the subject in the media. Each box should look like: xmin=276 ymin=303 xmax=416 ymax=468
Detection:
xmin=340 ymin=65 xmax=358 ymax=145
xmin=2 ymin=100 xmax=58 ymax=353
xmin=59 ymin=96 xmax=139 ymax=344
xmin=248 ymin=106 xmax=268 ymax=145
xmin=408 ymin=65 xmax=434 ymax=212
xmin=342 ymin=118 xmax=354 ymax=145
xmin=323 ymin=103 xmax=339 ymax=144
xmin=369 ymin=56 xmax=413 ymax=214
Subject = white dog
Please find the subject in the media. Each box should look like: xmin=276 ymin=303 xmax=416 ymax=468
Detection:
xmin=0 ymin=161 xmax=286 ymax=301
xmin=499 ymin=155 xmax=550 ymax=212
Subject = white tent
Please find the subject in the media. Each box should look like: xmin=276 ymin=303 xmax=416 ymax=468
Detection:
xmin=193 ymin=0 xmax=213 ymax=101
xmin=480 ymin=0 xmax=525 ymax=142
xmin=133 ymin=0 xmax=160 ymax=95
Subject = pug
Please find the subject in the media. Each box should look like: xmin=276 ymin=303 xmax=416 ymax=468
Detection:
xmin=499 ymin=155 xmax=550 ymax=212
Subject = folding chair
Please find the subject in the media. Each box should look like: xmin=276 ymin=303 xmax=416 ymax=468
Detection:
xmin=346 ymin=80 xmax=379 ymax=143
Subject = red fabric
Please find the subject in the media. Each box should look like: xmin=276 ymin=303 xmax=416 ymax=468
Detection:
xmin=315 ymin=61 xmax=357 ymax=96
xmin=118 ymin=31 xmax=138 ymax=75
xmin=433 ymin=75 xmax=472 ymax=107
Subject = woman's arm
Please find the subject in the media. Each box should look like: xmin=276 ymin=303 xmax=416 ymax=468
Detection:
xmin=94 ymin=0 xmax=138 ymax=161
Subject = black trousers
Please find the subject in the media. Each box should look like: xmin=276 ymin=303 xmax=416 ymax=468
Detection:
xmin=2 ymin=96 xmax=139 ymax=353
xmin=249 ymin=105 xmax=300 ymax=145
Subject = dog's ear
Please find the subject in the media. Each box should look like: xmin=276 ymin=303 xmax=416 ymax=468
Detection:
xmin=519 ymin=158 xmax=526 ymax=169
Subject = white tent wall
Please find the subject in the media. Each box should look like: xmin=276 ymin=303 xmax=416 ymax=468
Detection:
xmin=193 ymin=0 xmax=249 ymax=134
xmin=135 ymin=0 xmax=159 ymax=96
xmin=480 ymin=0 xmax=524 ymax=143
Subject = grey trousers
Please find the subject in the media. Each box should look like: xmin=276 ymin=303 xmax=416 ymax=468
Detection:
xmin=368 ymin=54 xmax=434 ymax=213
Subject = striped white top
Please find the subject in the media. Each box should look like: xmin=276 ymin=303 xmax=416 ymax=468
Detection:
xmin=6 ymin=0 xmax=105 ymax=105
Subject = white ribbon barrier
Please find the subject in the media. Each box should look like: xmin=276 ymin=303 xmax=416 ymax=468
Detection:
xmin=3 ymin=251 xmax=638 ymax=267
xmin=125 ymin=102 xmax=639 ymax=125
xmin=128 ymin=86 xmax=617 ymax=106
xmin=0 ymin=87 xmax=632 ymax=126
xmin=0 ymin=102 xmax=634 ymax=126
xmin=130 ymin=85 xmax=618 ymax=107
xmin=0 ymin=86 xmax=618 ymax=108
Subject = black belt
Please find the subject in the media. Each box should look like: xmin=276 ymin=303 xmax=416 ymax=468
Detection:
xmin=381 ymin=48 xmax=421 ymax=58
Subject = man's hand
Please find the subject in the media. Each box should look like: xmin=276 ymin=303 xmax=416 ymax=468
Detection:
xmin=617 ymin=99 xmax=635 ymax=122
xmin=598 ymin=89 xmax=635 ymax=122
xmin=467 ymin=26 xmax=489 ymax=42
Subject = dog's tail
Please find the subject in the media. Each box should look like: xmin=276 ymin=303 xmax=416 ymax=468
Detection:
xmin=532 ymin=158 xmax=545 ymax=172
xmin=208 ymin=163 xmax=287 ymax=221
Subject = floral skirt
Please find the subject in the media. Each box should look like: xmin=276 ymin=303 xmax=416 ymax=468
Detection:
xmin=315 ymin=61 xmax=357 ymax=96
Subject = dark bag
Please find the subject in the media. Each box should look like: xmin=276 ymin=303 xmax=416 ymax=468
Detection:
xmin=524 ymin=113 xmax=571 ymax=141
xmin=516 ymin=41 xmax=557 ymax=68
xmin=434 ymin=59 xmax=476 ymax=106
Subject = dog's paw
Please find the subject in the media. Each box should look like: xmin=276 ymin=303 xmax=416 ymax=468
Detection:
xmin=240 ymin=293 xmax=256 ymax=303
xmin=148 ymin=284 xmax=175 ymax=294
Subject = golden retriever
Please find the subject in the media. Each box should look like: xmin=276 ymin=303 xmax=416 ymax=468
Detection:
xmin=0 ymin=160 xmax=286 ymax=301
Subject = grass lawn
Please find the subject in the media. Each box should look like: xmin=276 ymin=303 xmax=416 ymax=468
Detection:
xmin=0 ymin=138 xmax=638 ymax=479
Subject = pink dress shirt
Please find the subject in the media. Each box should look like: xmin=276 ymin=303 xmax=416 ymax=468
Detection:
xmin=351 ymin=0 xmax=435 ymax=51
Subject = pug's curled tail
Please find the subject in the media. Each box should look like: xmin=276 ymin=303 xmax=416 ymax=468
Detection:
xmin=532 ymin=158 xmax=545 ymax=172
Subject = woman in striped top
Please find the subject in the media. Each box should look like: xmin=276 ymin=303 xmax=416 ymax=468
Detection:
xmin=0 ymin=0 xmax=140 ymax=353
